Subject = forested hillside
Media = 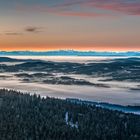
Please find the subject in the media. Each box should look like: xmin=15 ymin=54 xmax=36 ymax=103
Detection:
xmin=0 ymin=89 xmax=140 ymax=140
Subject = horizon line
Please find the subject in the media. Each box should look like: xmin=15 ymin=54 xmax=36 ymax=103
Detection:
xmin=0 ymin=49 xmax=140 ymax=53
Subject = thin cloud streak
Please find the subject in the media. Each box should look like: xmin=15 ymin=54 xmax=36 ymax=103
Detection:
xmin=87 ymin=0 xmax=140 ymax=16
xmin=1 ymin=26 xmax=44 ymax=36
xmin=25 ymin=26 xmax=43 ymax=33
xmin=55 ymin=11 xmax=111 ymax=17
xmin=5 ymin=32 xmax=23 ymax=36
xmin=16 ymin=0 xmax=140 ymax=17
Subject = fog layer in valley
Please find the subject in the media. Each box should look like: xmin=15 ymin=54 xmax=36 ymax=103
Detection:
xmin=0 ymin=56 xmax=140 ymax=106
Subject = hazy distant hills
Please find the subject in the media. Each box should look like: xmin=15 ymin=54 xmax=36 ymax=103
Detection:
xmin=0 ymin=57 xmax=40 ymax=62
xmin=0 ymin=50 xmax=140 ymax=56
xmin=0 ymin=56 xmax=140 ymax=84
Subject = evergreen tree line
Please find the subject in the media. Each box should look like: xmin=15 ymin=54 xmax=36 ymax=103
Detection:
xmin=0 ymin=89 xmax=140 ymax=140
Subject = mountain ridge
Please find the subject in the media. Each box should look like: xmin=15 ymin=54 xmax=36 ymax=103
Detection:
xmin=0 ymin=50 xmax=140 ymax=56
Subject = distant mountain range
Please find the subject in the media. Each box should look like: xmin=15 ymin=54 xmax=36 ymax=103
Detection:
xmin=0 ymin=50 xmax=140 ymax=56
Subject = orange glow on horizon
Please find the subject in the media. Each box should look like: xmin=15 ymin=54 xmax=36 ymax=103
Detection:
xmin=0 ymin=45 xmax=139 ymax=52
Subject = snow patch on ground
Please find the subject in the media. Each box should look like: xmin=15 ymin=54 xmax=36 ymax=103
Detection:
xmin=65 ymin=112 xmax=78 ymax=129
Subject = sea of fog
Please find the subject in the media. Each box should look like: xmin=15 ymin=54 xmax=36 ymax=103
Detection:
xmin=0 ymin=56 xmax=140 ymax=106
xmin=5 ymin=55 xmax=135 ymax=63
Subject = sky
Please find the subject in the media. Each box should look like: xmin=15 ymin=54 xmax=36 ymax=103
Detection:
xmin=0 ymin=0 xmax=140 ymax=51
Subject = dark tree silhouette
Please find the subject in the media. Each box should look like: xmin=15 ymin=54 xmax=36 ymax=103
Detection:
xmin=0 ymin=89 xmax=140 ymax=140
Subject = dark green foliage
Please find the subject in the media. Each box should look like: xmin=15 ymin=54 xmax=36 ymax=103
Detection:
xmin=0 ymin=89 xmax=140 ymax=140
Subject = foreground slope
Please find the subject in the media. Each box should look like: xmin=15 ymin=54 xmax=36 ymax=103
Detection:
xmin=0 ymin=89 xmax=140 ymax=140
